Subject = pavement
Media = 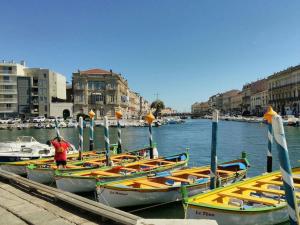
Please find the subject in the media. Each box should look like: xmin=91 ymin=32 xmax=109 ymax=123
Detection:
xmin=0 ymin=181 xmax=98 ymax=225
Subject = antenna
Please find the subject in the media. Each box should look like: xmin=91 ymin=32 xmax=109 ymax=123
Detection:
xmin=154 ymin=93 xmax=159 ymax=100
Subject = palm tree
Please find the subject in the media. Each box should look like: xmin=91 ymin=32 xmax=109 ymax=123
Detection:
xmin=151 ymin=100 xmax=165 ymax=118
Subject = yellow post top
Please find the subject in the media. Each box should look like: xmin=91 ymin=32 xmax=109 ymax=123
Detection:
xmin=263 ymin=106 xmax=277 ymax=124
xmin=115 ymin=111 xmax=123 ymax=120
xmin=145 ymin=112 xmax=155 ymax=124
xmin=89 ymin=110 xmax=95 ymax=119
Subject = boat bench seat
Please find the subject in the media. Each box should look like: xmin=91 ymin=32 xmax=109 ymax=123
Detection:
xmin=238 ymin=186 xmax=300 ymax=198
xmin=121 ymin=167 xmax=137 ymax=171
xmin=218 ymin=192 xmax=278 ymax=206
xmin=165 ymin=176 xmax=191 ymax=183
xmin=134 ymin=180 xmax=169 ymax=188
xmin=187 ymin=173 xmax=210 ymax=178
xmin=91 ymin=171 xmax=118 ymax=176
xmin=256 ymin=180 xmax=300 ymax=189
xmin=157 ymin=160 xmax=175 ymax=164
xmin=138 ymin=163 xmax=159 ymax=168
xmin=217 ymin=170 xmax=234 ymax=174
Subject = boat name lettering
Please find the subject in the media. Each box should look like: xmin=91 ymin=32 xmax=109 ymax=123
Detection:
xmin=195 ymin=211 xmax=215 ymax=217
xmin=109 ymin=191 xmax=128 ymax=196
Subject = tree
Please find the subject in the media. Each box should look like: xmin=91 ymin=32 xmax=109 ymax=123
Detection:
xmin=151 ymin=100 xmax=165 ymax=118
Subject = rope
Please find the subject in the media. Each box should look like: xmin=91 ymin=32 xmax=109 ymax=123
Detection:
xmin=128 ymin=199 xmax=180 ymax=213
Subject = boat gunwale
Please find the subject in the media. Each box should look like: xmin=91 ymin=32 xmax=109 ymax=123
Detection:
xmin=185 ymin=169 xmax=300 ymax=213
xmin=97 ymin=158 xmax=248 ymax=191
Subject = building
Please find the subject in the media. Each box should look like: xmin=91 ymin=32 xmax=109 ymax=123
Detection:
xmin=161 ymin=107 xmax=177 ymax=116
xmin=128 ymin=90 xmax=140 ymax=119
xmin=191 ymin=101 xmax=210 ymax=116
xmin=0 ymin=60 xmax=68 ymax=119
xmin=0 ymin=61 xmax=26 ymax=118
xmin=72 ymin=68 xmax=129 ymax=119
xmin=24 ymin=68 xmax=66 ymax=117
xmin=230 ymin=91 xmax=243 ymax=115
xmin=139 ymin=96 xmax=150 ymax=117
xmin=268 ymin=65 xmax=300 ymax=115
xmin=241 ymin=78 xmax=268 ymax=114
xmin=222 ymin=90 xmax=240 ymax=114
xmin=250 ymin=90 xmax=268 ymax=116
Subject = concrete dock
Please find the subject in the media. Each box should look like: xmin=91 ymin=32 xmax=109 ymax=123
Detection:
xmin=0 ymin=169 xmax=217 ymax=225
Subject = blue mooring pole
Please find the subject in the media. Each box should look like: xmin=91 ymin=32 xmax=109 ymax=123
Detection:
xmin=104 ymin=116 xmax=111 ymax=166
xmin=78 ymin=116 xmax=83 ymax=160
xmin=267 ymin=123 xmax=273 ymax=172
xmin=89 ymin=117 xmax=94 ymax=150
xmin=210 ymin=110 xmax=218 ymax=190
xmin=273 ymin=114 xmax=300 ymax=225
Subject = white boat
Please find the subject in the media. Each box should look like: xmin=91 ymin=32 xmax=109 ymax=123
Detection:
xmin=0 ymin=136 xmax=55 ymax=162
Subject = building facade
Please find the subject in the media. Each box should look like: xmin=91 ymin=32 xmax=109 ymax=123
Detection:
xmin=191 ymin=101 xmax=210 ymax=116
xmin=0 ymin=61 xmax=26 ymax=118
xmin=221 ymin=90 xmax=240 ymax=114
xmin=268 ymin=65 xmax=300 ymax=115
xmin=250 ymin=90 xmax=268 ymax=116
xmin=0 ymin=61 xmax=67 ymax=118
xmin=72 ymin=68 xmax=129 ymax=119
xmin=230 ymin=91 xmax=243 ymax=115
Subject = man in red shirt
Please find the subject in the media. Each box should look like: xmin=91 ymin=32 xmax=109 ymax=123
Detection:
xmin=51 ymin=137 xmax=71 ymax=169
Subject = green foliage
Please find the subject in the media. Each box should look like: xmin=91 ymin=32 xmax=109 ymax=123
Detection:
xmin=151 ymin=100 xmax=165 ymax=118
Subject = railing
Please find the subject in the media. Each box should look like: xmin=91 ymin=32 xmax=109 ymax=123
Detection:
xmin=0 ymin=98 xmax=17 ymax=103
xmin=0 ymin=107 xmax=17 ymax=112
xmin=0 ymin=81 xmax=17 ymax=85
xmin=0 ymin=90 xmax=17 ymax=94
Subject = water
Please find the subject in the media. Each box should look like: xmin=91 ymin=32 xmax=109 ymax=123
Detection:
xmin=1 ymin=119 xmax=300 ymax=220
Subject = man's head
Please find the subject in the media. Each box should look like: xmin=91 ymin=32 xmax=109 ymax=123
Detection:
xmin=57 ymin=136 xmax=62 ymax=142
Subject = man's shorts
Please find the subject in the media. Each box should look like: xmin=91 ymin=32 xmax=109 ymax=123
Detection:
xmin=56 ymin=160 xmax=67 ymax=167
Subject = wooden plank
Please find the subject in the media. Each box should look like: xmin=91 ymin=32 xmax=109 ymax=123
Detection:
xmin=134 ymin=180 xmax=169 ymax=188
xmin=218 ymin=192 xmax=278 ymax=206
xmin=165 ymin=176 xmax=191 ymax=183
xmin=0 ymin=169 xmax=140 ymax=225
xmin=91 ymin=171 xmax=118 ymax=176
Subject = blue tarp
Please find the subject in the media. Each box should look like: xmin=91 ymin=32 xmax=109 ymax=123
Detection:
xmin=219 ymin=162 xmax=246 ymax=170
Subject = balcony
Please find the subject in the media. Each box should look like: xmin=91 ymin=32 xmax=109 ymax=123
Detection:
xmin=32 ymin=92 xmax=38 ymax=96
xmin=0 ymin=90 xmax=17 ymax=94
xmin=0 ymin=70 xmax=14 ymax=75
xmin=0 ymin=81 xmax=17 ymax=85
xmin=0 ymin=98 xmax=17 ymax=103
xmin=0 ymin=107 xmax=17 ymax=112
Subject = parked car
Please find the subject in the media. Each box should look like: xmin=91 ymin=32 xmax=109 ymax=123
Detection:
xmin=46 ymin=116 xmax=56 ymax=122
xmin=56 ymin=116 xmax=64 ymax=122
xmin=32 ymin=116 xmax=46 ymax=123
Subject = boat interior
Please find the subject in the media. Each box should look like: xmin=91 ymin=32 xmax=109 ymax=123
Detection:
xmin=105 ymin=160 xmax=247 ymax=189
xmin=189 ymin=169 xmax=300 ymax=210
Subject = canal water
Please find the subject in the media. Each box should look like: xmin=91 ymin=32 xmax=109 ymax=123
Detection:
xmin=1 ymin=119 xmax=299 ymax=220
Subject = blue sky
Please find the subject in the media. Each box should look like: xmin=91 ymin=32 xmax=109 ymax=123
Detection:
xmin=1 ymin=0 xmax=300 ymax=111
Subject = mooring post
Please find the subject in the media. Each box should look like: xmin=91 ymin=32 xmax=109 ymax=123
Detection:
xmin=54 ymin=118 xmax=61 ymax=138
xmin=210 ymin=110 xmax=219 ymax=190
xmin=88 ymin=110 xmax=95 ymax=151
xmin=115 ymin=110 xmax=123 ymax=154
xmin=78 ymin=116 xmax=83 ymax=160
xmin=272 ymin=114 xmax=300 ymax=225
xmin=104 ymin=116 xmax=111 ymax=166
xmin=263 ymin=106 xmax=276 ymax=173
xmin=145 ymin=112 xmax=155 ymax=159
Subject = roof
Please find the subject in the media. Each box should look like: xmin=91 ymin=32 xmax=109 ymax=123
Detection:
xmin=79 ymin=68 xmax=112 ymax=75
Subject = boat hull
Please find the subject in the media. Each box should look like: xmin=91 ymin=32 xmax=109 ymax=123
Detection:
xmin=186 ymin=204 xmax=289 ymax=225
xmin=56 ymin=177 xmax=97 ymax=193
xmin=97 ymin=173 xmax=244 ymax=208
xmin=27 ymin=168 xmax=55 ymax=184
xmin=0 ymin=165 xmax=27 ymax=175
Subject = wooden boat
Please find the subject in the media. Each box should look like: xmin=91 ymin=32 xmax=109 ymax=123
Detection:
xmin=96 ymin=158 xmax=249 ymax=207
xmin=0 ymin=144 xmax=119 ymax=176
xmin=55 ymin=152 xmax=189 ymax=193
xmin=26 ymin=148 xmax=149 ymax=184
xmin=185 ymin=168 xmax=300 ymax=225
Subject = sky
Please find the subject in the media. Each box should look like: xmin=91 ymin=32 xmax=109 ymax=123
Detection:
xmin=1 ymin=0 xmax=300 ymax=111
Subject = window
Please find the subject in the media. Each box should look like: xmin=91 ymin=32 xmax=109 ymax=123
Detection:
xmin=44 ymin=73 xmax=47 ymax=78
xmin=3 ymin=76 xmax=9 ymax=81
xmin=45 ymin=105 xmax=47 ymax=111
xmin=6 ymin=104 xmax=11 ymax=108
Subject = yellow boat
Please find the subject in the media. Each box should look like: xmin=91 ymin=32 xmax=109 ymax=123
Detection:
xmin=96 ymin=157 xmax=249 ymax=207
xmin=55 ymin=152 xmax=189 ymax=193
xmin=185 ymin=168 xmax=300 ymax=225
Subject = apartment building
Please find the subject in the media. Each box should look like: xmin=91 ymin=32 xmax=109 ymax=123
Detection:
xmin=72 ymin=68 xmax=129 ymax=119
xmin=0 ymin=61 xmax=67 ymax=118
xmin=0 ymin=61 xmax=26 ymax=118
xmin=268 ymin=65 xmax=300 ymax=115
